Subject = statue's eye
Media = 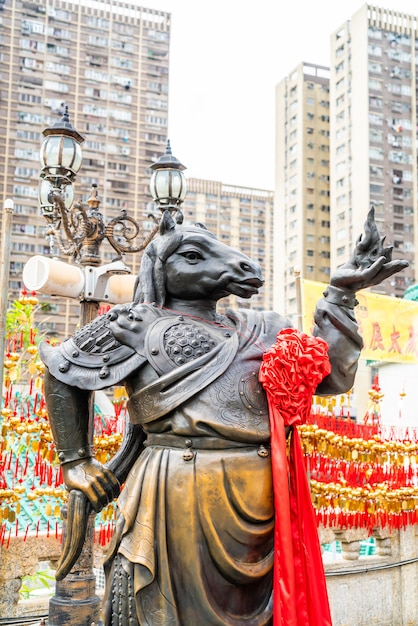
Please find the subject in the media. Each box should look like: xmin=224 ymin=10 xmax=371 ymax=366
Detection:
xmin=181 ymin=250 xmax=203 ymax=262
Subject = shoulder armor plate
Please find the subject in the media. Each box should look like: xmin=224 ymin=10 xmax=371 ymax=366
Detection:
xmin=39 ymin=304 xmax=162 ymax=390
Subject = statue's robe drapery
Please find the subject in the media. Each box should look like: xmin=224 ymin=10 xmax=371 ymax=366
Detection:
xmin=41 ymin=300 xmax=362 ymax=626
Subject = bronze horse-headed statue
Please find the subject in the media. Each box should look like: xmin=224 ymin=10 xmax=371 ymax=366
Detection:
xmin=41 ymin=207 xmax=407 ymax=626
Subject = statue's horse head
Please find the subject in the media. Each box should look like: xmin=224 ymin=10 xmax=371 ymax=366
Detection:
xmin=134 ymin=210 xmax=264 ymax=306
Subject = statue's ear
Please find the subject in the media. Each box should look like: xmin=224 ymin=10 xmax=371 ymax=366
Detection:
xmin=194 ymin=222 xmax=208 ymax=230
xmin=160 ymin=209 xmax=176 ymax=235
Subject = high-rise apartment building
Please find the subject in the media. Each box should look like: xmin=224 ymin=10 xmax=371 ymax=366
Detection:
xmin=275 ymin=5 xmax=418 ymax=318
xmin=0 ymin=0 xmax=170 ymax=338
xmin=274 ymin=62 xmax=331 ymax=319
xmin=184 ymin=178 xmax=274 ymax=312
xmin=330 ymin=4 xmax=417 ymax=298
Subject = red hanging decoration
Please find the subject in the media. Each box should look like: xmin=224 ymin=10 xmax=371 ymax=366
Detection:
xmin=259 ymin=328 xmax=332 ymax=626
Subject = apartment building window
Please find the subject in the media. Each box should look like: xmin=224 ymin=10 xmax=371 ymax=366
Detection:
xmin=47 ymin=43 xmax=69 ymax=56
xmin=45 ymin=61 xmax=70 ymax=75
xmin=307 ymin=250 xmax=314 ymax=257
xmin=394 ymin=223 xmax=404 ymax=232
xmin=22 ymin=19 xmax=45 ymax=35
xmin=368 ymin=27 xmax=382 ymax=39
xmin=370 ymin=165 xmax=383 ymax=177
xmin=13 ymin=204 xmax=37 ymax=215
xmin=45 ymin=80 xmax=69 ymax=93
xmin=369 ymin=113 xmax=383 ymax=126
xmin=49 ymin=5 xmax=71 ymax=20
xmin=19 ymin=90 xmax=43 ymax=105
xmin=306 ymin=266 xmax=314 ymax=273
xmin=370 ymin=147 xmax=384 ymax=160
xmin=87 ymin=16 xmax=109 ymax=29
xmin=369 ymin=79 xmax=382 ymax=91
xmin=15 ymin=146 xmax=39 ymax=161
xmin=389 ymin=151 xmax=411 ymax=164
xmin=370 ymin=184 xmax=383 ymax=195
xmin=15 ymin=167 xmax=38 ymax=178
xmin=12 ymin=223 xmax=36 ymax=235
xmin=369 ymin=62 xmax=382 ymax=73
xmin=50 ymin=27 xmax=71 ymax=40
xmin=370 ymin=129 xmax=383 ymax=142
xmin=369 ymin=96 xmax=382 ymax=108
xmin=12 ymin=242 xmax=35 ymax=253
xmin=321 ymin=220 xmax=330 ymax=228
xmin=337 ymin=246 xmax=346 ymax=256
xmin=368 ymin=44 xmax=382 ymax=57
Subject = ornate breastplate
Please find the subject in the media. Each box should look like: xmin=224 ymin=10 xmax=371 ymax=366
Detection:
xmin=144 ymin=315 xmax=234 ymax=376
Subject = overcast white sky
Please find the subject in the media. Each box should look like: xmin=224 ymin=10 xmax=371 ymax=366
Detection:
xmin=139 ymin=0 xmax=418 ymax=190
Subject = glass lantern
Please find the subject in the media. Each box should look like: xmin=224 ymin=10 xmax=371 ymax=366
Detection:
xmin=149 ymin=140 xmax=187 ymax=209
xmin=39 ymin=107 xmax=84 ymax=185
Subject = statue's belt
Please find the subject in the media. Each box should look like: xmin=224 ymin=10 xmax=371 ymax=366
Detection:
xmin=144 ymin=433 xmax=261 ymax=450
xmin=127 ymin=331 xmax=239 ymax=425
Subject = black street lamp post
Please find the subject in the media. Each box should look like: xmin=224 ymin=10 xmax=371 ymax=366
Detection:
xmin=24 ymin=108 xmax=187 ymax=626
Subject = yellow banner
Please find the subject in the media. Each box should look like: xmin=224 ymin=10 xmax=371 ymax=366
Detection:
xmin=302 ymin=279 xmax=418 ymax=364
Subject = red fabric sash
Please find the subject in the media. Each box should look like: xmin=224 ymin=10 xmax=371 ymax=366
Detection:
xmin=259 ymin=329 xmax=332 ymax=626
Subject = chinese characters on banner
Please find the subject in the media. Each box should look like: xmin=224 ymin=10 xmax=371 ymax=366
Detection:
xmin=302 ymin=279 xmax=418 ymax=363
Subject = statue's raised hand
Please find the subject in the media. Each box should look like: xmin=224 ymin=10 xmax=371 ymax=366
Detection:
xmin=330 ymin=207 xmax=408 ymax=294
